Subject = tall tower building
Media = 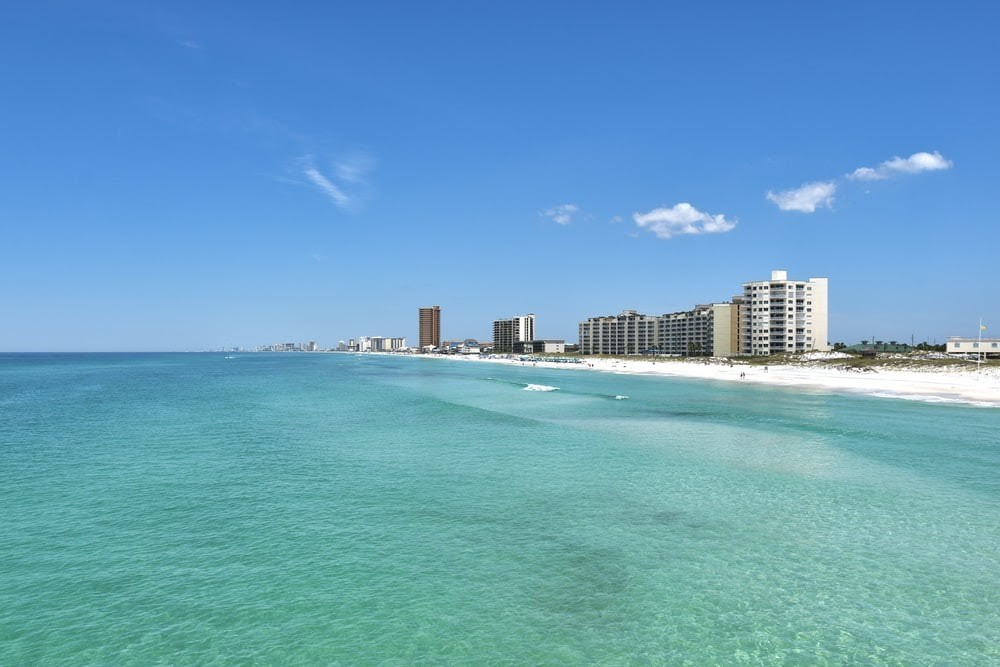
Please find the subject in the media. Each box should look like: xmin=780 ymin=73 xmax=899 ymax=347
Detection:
xmin=419 ymin=306 xmax=441 ymax=351
xmin=740 ymin=270 xmax=829 ymax=355
xmin=492 ymin=314 xmax=535 ymax=353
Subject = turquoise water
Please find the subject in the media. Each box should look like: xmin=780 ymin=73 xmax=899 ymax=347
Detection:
xmin=1 ymin=352 xmax=997 ymax=665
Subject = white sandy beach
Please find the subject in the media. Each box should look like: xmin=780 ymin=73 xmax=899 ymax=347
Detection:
xmin=440 ymin=353 xmax=1000 ymax=408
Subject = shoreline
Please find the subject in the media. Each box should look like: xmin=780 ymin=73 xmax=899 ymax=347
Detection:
xmin=429 ymin=353 xmax=1000 ymax=408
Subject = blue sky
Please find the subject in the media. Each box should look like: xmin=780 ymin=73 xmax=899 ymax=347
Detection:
xmin=2 ymin=2 xmax=998 ymax=351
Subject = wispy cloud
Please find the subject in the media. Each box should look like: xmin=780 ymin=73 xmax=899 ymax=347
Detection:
xmin=304 ymin=164 xmax=350 ymax=208
xmin=766 ymin=181 xmax=837 ymax=213
xmin=848 ymin=150 xmax=953 ymax=181
xmin=336 ymin=153 xmax=377 ymax=185
xmin=541 ymin=204 xmax=579 ymax=225
xmin=300 ymin=152 xmax=376 ymax=211
xmin=633 ymin=202 xmax=736 ymax=240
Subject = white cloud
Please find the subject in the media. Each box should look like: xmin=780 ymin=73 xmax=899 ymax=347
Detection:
xmin=766 ymin=181 xmax=836 ymax=213
xmin=632 ymin=202 xmax=736 ymax=239
xmin=767 ymin=150 xmax=952 ymax=214
xmin=300 ymin=153 xmax=375 ymax=211
xmin=849 ymin=167 xmax=879 ymax=181
xmin=848 ymin=150 xmax=952 ymax=181
xmin=541 ymin=204 xmax=578 ymax=225
xmin=303 ymin=165 xmax=350 ymax=208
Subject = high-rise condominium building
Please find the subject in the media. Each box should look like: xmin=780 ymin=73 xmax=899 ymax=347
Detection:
xmin=492 ymin=314 xmax=535 ymax=353
xmin=419 ymin=306 xmax=441 ymax=350
xmin=364 ymin=336 xmax=407 ymax=352
xmin=578 ymin=304 xmax=739 ymax=356
xmin=740 ymin=270 xmax=828 ymax=355
xmin=578 ymin=310 xmax=658 ymax=356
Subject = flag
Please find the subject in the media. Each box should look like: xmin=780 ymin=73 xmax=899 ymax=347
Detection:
xmin=982 ymin=324 xmax=988 ymax=331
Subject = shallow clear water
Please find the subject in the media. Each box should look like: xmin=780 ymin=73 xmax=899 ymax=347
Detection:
xmin=1 ymin=353 xmax=997 ymax=664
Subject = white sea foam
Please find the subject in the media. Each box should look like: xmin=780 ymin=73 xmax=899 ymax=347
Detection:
xmin=869 ymin=392 xmax=998 ymax=408
xmin=524 ymin=384 xmax=559 ymax=392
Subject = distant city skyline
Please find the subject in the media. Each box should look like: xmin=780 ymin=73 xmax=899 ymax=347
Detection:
xmin=2 ymin=4 xmax=998 ymax=351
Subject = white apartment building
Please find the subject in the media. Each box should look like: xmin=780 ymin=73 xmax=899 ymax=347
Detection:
xmin=740 ymin=270 xmax=828 ymax=355
xmin=359 ymin=336 xmax=407 ymax=352
xmin=493 ymin=314 xmax=536 ymax=353
xmin=513 ymin=340 xmax=566 ymax=354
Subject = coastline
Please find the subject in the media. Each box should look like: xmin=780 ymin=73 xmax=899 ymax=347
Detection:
xmin=431 ymin=353 xmax=1000 ymax=408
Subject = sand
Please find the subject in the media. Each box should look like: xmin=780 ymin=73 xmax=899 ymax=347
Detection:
xmin=443 ymin=353 xmax=1000 ymax=408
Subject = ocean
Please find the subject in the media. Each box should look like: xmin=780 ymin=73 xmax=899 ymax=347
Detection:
xmin=1 ymin=352 xmax=997 ymax=665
